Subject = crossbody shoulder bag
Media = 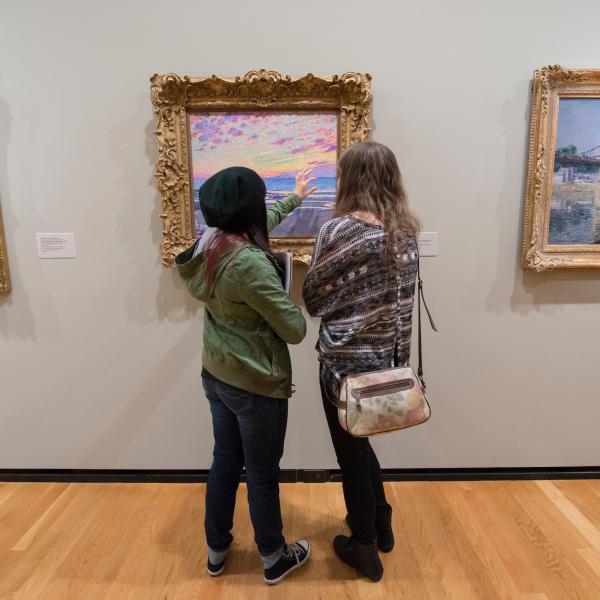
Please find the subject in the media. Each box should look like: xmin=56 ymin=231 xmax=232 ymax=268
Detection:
xmin=337 ymin=236 xmax=438 ymax=437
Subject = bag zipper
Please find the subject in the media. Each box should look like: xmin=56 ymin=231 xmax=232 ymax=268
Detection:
xmin=351 ymin=378 xmax=414 ymax=401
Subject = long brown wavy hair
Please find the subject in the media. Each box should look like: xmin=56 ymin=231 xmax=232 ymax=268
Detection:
xmin=336 ymin=142 xmax=420 ymax=261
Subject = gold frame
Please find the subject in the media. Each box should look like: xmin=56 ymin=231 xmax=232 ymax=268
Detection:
xmin=0 ymin=205 xmax=10 ymax=294
xmin=522 ymin=65 xmax=600 ymax=271
xmin=150 ymin=70 xmax=372 ymax=266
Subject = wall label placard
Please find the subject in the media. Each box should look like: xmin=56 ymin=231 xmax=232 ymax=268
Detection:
xmin=417 ymin=232 xmax=439 ymax=257
xmin=36 ymin=233 xmax=77 ymax=259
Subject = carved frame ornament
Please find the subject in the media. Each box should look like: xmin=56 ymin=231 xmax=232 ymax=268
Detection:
xmin=0 ymin=206 xmax=10 ymax=294
xmin=522 ymin=65 xmax=600 ymax=271
xmin=150 ymin=70 xmax=372 ymax=266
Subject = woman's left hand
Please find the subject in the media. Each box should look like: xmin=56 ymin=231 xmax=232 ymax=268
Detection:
xmin=294 ymin=167 xmax=318 ymax=199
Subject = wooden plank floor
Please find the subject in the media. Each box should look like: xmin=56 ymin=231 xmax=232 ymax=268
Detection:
xmin=1 ymin=481 xmax=600 ymax=599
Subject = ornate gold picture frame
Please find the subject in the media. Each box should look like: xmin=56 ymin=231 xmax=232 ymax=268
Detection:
xmin=0 ymin=206 xmax=10 ymax=294
xmin=522 ymin=65 xmax=600 ymax=271
xmin=150 ymin=70 xmax=372 ymax=266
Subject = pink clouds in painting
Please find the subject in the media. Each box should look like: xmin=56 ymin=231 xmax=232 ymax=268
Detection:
xmin=190 ymin=111 xmax=337 ymax=183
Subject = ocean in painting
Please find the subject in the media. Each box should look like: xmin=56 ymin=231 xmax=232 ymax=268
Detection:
xmin=189 ymin=111 xmax=337 ymax=238
xmin=548 ymin=98 xmax=600 ymax=245
xmin=193 ymin=177 xmax=336 ymax=237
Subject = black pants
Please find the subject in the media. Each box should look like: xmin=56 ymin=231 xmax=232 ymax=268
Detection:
xmin=320 ymin=370 xmax=388 ymax=544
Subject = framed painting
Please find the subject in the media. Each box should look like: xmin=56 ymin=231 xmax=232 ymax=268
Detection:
xmin=0 ymin=205 xmax=10 ymax=294
xmin=522 ymin=65 xmax=600 ymax=270
xmin=150 ymin=70 xmax=372 ymax=265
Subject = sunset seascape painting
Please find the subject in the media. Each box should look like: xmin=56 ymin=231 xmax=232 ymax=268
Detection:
xmin=189 ymin=111 xmax=338 ymax=237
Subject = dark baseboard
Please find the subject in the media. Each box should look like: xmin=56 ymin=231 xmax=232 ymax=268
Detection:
xmin=0 ymin=466 xmax=599 ymax=483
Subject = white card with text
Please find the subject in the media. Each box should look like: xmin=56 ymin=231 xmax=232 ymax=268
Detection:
xmin=417 ymin=232 xmax=438 ymax=257
xmin=36 ymin=233 xmax=77 ymax=259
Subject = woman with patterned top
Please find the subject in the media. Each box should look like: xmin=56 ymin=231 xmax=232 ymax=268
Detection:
xmin=302 ymin=142 xmax=421 ymax=582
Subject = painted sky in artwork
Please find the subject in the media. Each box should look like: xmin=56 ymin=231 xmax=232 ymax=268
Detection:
xmin=556 ymin=99 xmax=600 ymax=151
xmin=190 ymin=111 xmax=337 ymax=185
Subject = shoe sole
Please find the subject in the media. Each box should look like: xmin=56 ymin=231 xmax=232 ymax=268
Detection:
xmin=207 ymin=565 xmax=225 ymax=577
xmin=334 ymin=537 xmax=383 ymax=583
xmin=367 ymin=570 xmax=384 ymax=583
xmin=263 ymin=545 xmax=311 ymax=586
xmin=337 ymin=557 xmax=384 ymax=583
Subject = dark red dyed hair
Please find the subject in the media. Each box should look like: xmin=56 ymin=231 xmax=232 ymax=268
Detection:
xmin=204 ymin=222 xmax=274 ymax=287
xmin=204 ymin=231 xmax=247 ymax=286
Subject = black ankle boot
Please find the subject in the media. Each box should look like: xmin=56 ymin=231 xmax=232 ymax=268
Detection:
xmin=333 ymin=535 xmax=383 ymax=582
xmin=375 ymin=504 xmax=394 ymax=553
xmin=346 ymin=504 xmax=395 ymax=553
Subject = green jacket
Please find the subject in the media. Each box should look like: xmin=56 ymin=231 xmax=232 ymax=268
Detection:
xmin=175 ymin=194 xmax=306 ymax=398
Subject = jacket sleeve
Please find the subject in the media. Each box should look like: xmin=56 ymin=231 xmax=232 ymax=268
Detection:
xmin=267 ymin=194 xmax=302 ymax=232
xmin=235 ymin=249 xmax=307 ymax=344
xmin=302 ymin=221 xmax=338 ymax=317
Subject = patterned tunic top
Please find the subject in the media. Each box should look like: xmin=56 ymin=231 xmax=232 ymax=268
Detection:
xmin=302 ymin=215 xmax=418 ymax=397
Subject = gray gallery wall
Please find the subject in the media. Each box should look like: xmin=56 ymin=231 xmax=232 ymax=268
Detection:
xmin=1 ymin=0 xmax=600 ymax=469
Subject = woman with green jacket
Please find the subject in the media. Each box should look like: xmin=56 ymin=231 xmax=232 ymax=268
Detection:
xmin=175 ymin=166 xmax=315 ymax=586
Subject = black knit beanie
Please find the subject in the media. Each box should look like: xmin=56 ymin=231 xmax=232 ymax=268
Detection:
xmin=199 ymin=166 xmax=267 ymax=233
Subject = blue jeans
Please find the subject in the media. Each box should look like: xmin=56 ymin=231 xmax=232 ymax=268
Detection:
xmin=202 ymin=371 xmax=288 ymax=562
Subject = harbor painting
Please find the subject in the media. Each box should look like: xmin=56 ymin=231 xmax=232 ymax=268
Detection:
xmin=549 ymin=98 xmax=600 ymax=245
xmin=189 ymin=111 xmax=337 ymax=237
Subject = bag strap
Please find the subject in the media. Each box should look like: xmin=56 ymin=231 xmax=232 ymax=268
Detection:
xmin=394 ymin=236 xmax=437 ymax=386
xmin=415 ymin=236 xmax=438 ymax=388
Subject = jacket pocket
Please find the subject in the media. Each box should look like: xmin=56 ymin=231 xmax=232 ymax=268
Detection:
xmin=270 ymin=340 xmax=286 ymax=379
